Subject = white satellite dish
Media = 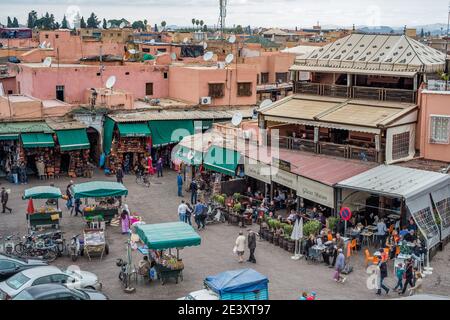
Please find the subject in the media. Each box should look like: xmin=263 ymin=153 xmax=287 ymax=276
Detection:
xmin=119 ymin=22 xmax=126 ymax=28
xmin=42 ymin=41 xmax=47 ymax=47
xmin=228 ymin=35 xmax=236 ymax=44
xmin=128 ymin=49 xmax=137 ymax=55
xmin=107 ymin=22 xmax=112 ymax=28
xmin=218 ymin=61 xmax=226 ymax=69
xmin=231 ymin=112 xmax=243 ymax=127
xmin=171 ymin=52 xmax=177 ymax=60
xmin=105 ymin=75 xmax=116 ymax=89
xmin=203 ymin=51 xmax=214 ymax=62
xmin=225 ymin=53 xmax=234 ymax=65
xmin=43 ymin=57 xmax=52 ymax=68
xmin=259 ymin=99 xmax=273 ymax=110
xmin=183 ymin=37 xmax=189 ymax=44
xmin=46 ymin=43 xmax=51 ymax=48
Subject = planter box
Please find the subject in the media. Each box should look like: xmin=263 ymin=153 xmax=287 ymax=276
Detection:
xmin=267 ymin=232 xmax=274 ymax=243
xmin=273 ymin=235 xmax=279 ymax=246
xmin=287 ymin=240 xmax=295 ymax=253
xmin=278 ymin=237 xmax=285 ymax=248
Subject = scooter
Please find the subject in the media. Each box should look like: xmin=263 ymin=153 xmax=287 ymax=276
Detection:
xmin=205 ymin=202 xmax=226 ymax=224
xmin=69 ymin=234 xmax=84 ymax=262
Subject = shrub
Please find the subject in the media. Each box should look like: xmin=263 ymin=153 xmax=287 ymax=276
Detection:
xmin=283 ymin=224 xmax=293 ymax=238
xmin=326 ymin=217 xmax=339 ymax=232
xmin=233 ymin=193 xmax=242 ymax=201
xmin=233 ymin=202 xmax=242 ymax=212
xmin=303 ymin=220 xmax=321 ymax=237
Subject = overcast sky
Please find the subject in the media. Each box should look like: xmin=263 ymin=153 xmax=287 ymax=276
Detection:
xmin=0 ymin=0 xmax=448 ymax=28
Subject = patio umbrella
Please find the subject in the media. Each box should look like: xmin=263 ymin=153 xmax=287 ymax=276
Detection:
xmin=291 ymin=218 xmax=303 ymax=260
xmin=27 ymin=199 xmax=35 ymax=214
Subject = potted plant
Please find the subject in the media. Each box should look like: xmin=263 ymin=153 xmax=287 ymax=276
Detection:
xmin=303 ymin=220 xmax=322 ymax=237
xmin=326 ymin=217 xmax=339 ymax=233
xmin=232 ymin=193 xmax=242 ymax=201
xmin=284 ymin=224 xmax=295 ymax=253
xmin=267 ymin=219 xmax=275 ymax=243
xmin=233 ymin=202 xmax=242 ymax=213
xmin=272 ymin=220 xmax=281 ymax=246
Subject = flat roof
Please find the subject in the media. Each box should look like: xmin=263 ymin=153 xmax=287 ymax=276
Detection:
xmin=2 ymin=94 xmax=38 ymax=103
xmin=337 ymin=165 xmax=450 ymax=199
xmin=20 ymin=63 xmax=90 ymax=68
xmin=45 ymin=118 xmax=86 ymax=130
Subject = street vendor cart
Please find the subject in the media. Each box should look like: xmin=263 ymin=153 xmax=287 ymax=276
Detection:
xmin=72 ymin=181 xmax=128 ymax=224
xmin=83 ymin=227 xmax=109 ymax=260
xmin=23 ymin=186 xmax=63 ymax=231
xmin=135 ymin=222 xmax=201 ymax=285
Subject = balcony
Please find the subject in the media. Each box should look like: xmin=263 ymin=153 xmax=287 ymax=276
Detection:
xmin=295 ymin=82 xmax=417 ymax=103
xmin=271 ymin=136 xmax=381 ymax=163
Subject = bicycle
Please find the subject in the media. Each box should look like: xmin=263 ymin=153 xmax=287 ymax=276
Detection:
xmin=135 ymin=171 xmax=150 ymax=188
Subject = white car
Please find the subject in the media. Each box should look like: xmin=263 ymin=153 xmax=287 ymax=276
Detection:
xmin=178 ymin=289 xmax=219 ymax=300
xmin=0 ymin=266 xmax=101 ymax=300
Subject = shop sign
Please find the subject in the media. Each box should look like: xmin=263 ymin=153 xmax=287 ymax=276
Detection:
xmin=297 ymin=176 xmax=335 ymax=208
xmin=272 ymin=157 xmax=291 ymax=172
xmin=245 ymin=157 xmax=271 ymax=184
xmin=271 ymin=167 xmax=297 ymax=190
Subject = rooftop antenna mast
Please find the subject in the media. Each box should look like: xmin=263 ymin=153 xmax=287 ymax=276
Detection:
xmin=219 ymin=0 xmax=227 ymax=39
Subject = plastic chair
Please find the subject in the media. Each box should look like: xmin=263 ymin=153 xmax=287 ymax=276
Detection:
xmin=350 ymin=239 xmax=357 ymax=253
xmin=383 ymin=248 xmax=390 ymax=260
xmin=364 ymin=249 xmax=377 ymax=267
xmin=327 ymin=233 xmax=333 ymax=242
xmin=395 ymin=246 xmax=401 ymax=257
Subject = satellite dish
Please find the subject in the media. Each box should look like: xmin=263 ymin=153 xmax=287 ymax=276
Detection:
xmin=259 ymin=99 xmax=273 ymax=110
xmin=228 ymin=35 xmax=236 ymax=44
xmin=107 ymin=22 xmax=112 ymax=28
xmin=128 ymin=49 xmax=137 ymax=55
xmin=183 ymin=37 xmax=189 ymax=44
xmin=42 ymin=41 xmax=47 ymax=46
xmin=231 ymin=112 xmax=243 ymax=127
xmin=46 ymin=43 xmax=51 ymax=48
xmin=149 ymin=39 xmax=156 ymax=45
xmin=203 ymin=51 xmax=214 ymax=62
xmin=119 ymin=22 xmax=126 ymax=28
xmin=225 ymin=53 xmax=234 ymax=64
xmin=218 ymin=62 xmax=226 ymax=69
xmin=43 ymin=57 xmax=52 ymax=67
xmin=171 ymin=52 xmax=177 ymax=60
xmin=105 ymin=75 xmax=116 ymax=89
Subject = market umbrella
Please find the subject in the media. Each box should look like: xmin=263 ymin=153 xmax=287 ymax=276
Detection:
xmin=27 ymin=199 xmax=35 ymax=214
xmin=290 ymin=218 xmax=303 ymax=260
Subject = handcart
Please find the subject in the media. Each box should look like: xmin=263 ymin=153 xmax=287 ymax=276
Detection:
xmin=83 ymin=228 xmax=109 ymax=261
xmin=23 ymin=186 xmax=63 ymax=231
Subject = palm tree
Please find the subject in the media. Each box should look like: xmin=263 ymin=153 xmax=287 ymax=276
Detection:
xmin=191 ymin=18 xmax=196 ymax=30
xmin=161 ymin=21 xmax=167 ymax=31
xmin=195 ymin=19 xmax=200 ymax=30
xmin=200 ymin=20 xmax=204 ymax=30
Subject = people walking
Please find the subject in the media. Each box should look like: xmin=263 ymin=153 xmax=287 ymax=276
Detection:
xmin=185 ymin=203 xmax=193 ymax=226
xmin=1 ymin=187 xmax=12 ymax=213
xmin=116 ymin=166 xmax=124 ymax=184
xmin=401 ymin=259 xmax=415 ymax=295
xmin=156 ymin=157 xmax=163 ymax=177
xmin=190 ymin=179 xmax=198 ymax=204
xmin=19 ymin=162 xmax=27 ymax=184
xmin=177 ymin=172 xmax=183 ymax=197
xmin=408 ymin=272 xmax=423 ymax=296
xmin=376 ymin=218 xmax=387 ymax=247
xmin=72 ymin=197 xmax=83 ymax=217
xmin=376 ymin=259 xmax=390 ymax=295
xmin=66 ymin=180 xmax=74 ymax=210
xmin=193 ymin=200 xmax=206 ymax=229
xmin=120 ymin=208 xmax=130 ymax=234
xmin=234 ymin=231 xmax=246 ymax=263
xmin=394 ymin=263 xmax=405 ymax=292
xmin=178 ymin=200 xmax=188 ymax=222
xmin=247 ymin=229 xmax=257 ymax=263
xmin=333 ymin=249 xmax=346 ymax=283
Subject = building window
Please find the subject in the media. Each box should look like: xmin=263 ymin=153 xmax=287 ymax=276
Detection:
xmin=208 ymin=83 xmax=225 ymax=98
xmin=430 ymin=116 xmax=450 ymax=144
xmin=125 ymin=72 xmax=130 ymax=75
xmin=392 ymin=131 xmax=410 ymax=160
xmin=237 ymin=82 xmax=252 ymax=97
xmin=45 ymin=34 xmax=49 ymax=39
xmin=55 ymin=35 xmax=59 ymax=39
xmin=261 ymin=73 xmax=269 ymax=84
xmin=142 ymin=48 xmax=150 ymax=53
xmin=157 ymin=48 xmax=167 ymax=53
xmin=275 ymin=72 xmax=288 ymax=83
xmin=163 ymin=72 xmax=168 ymax=79
xmin=145 ymin=83 xmax=154 ymax=96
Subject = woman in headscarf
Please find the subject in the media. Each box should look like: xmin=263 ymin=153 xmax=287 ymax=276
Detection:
xmin=120 ymin=205 xmax=130 ymax=235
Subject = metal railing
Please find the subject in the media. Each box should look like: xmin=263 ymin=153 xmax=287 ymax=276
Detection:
xmin=295 ymin=82 xmax=417 ymax=103
xmin=272 ymin=136 xmax=381 ymax=162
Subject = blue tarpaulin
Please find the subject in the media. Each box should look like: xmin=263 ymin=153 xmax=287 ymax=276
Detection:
xmin=204 ymin=269 xmax=269 ymax=295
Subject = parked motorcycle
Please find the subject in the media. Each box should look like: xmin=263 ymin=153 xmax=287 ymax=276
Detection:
xmin=69 ymin=234 xmax=84 ymax=262
xmin=205 ymin=202 xmax=226 ymax=224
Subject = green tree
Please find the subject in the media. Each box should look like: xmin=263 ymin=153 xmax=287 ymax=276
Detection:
xmin=200 ymin=20 xmax=204 ymax=30
xmin=7 ymin=17 xmax=13 ymax=27
xmin=12 ymin=17 xmax=19 ymax=27
xmin=49 ymin=14 xmax=56 ymax=29
xmin=80 ymin=17 xmax=87 ymax=29
xmin=203 ymin=24 xmax=208 ymax=32
xmin=154 ymin=23 xmax=158 ymax=32
xmin=87 ymin=12 xmax=100 ymax=28
xmin=235 ymin=25 xmax=243 ymax=34
xmin=54 ymin=22 xmax=60 ymax=29
xmin=27 ymin=10 xmax=38 ymax=28
xmin=420 ymin=28 xmax=424 ymax=38
xmin=102 ymin=18 xmax=107 ymax=29
xmin=161 ymin=21 xmax=167 ymax=30
xmin=191 ymin=18 xmax=196 ymax=30
xmin=131 ymin=20 xmax=145 ymax=30
xmin=61 ymin=15 xmax=69 ymax=29
xmin=195 ymin=19 xmax=200 ymax=30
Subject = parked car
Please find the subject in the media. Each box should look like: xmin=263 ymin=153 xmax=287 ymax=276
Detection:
xmin=0 ymin=254 xmax=48 ymax=281
xmin=0 ymin=266 xmax=101 ymax=299
xmin=178 ymin=289 xmax=219 ymax=300
xmin=13 ymin=283 xmax=108 ymax=300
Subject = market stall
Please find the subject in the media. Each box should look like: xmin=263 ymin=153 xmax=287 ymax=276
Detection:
xmin=72 ymin=181 xmax=128 ymax=223
xmin=23 ymin=186 xmax=62 ymax=231
xmin=136 ymin=222 xmax=201 ymax=285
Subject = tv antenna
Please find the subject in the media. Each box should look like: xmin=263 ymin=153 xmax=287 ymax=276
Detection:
xmin=43 ymin=57 xmax=52 ymax=68
xmin=219 ymin=0 xmax=227 ymax=39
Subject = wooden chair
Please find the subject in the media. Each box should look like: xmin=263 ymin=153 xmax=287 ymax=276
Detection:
xmin=383 ymin=248 xmax=390 ymax=261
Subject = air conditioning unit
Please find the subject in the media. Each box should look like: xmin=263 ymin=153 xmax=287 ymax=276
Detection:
xmin=200 ymin=97 xmax=212 ymax=105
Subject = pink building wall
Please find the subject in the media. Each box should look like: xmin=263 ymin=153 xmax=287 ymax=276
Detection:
xmin=169 ymin=64 xmax=258 ymax=106
xmin=0 ymin=38 xmax=39 ymax=48
xmin=244 ymin=52 xmax=296 ymax=83
xmin=0 ymin=77 xmax=17 ymax=94
xmin=417 ymin=89 xmax=450 ymax=162
xmin=16 ymin=63 xmax=169 ymax=104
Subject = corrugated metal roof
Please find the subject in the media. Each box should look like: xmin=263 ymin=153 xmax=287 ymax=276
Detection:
xmin=108 ymin=108 xmax=254 ymax=123
xmin=296 ymin=34 xmax=446 ymax=73
xmin=289 ymin=65 xmax=418 ymax=77
xmin=337 ymin=165 xmax=450 ymax=199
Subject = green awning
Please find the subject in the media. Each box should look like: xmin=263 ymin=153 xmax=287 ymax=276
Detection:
xmin=23 ymin=186 xmax=62 ymax=200
xmin=21 ymin=133 xmax=55 ymax=148
xmin=0 ymin=134 xmax=19 ymax=141
xmin=148 ymin=120 xmax=194 ymax=147
xmin=56 ymin=129 xmax=90 ymax=151
xmin=117 ymin=122 xmax=151 ymax=137
xmin=73 ymin=181 xmax=128 ymax=199
xmin=103 ymin=117 xmax=115 ymax=155
xmin=173 ymin=145 xmax=203 ymax=166
xmin=194 ymin=120 xmax=213 ymax=131
xmin=203 ymin=146 xmax=241 ymax=176
xmin=136 ymin=222 xmax=201 ymax=250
